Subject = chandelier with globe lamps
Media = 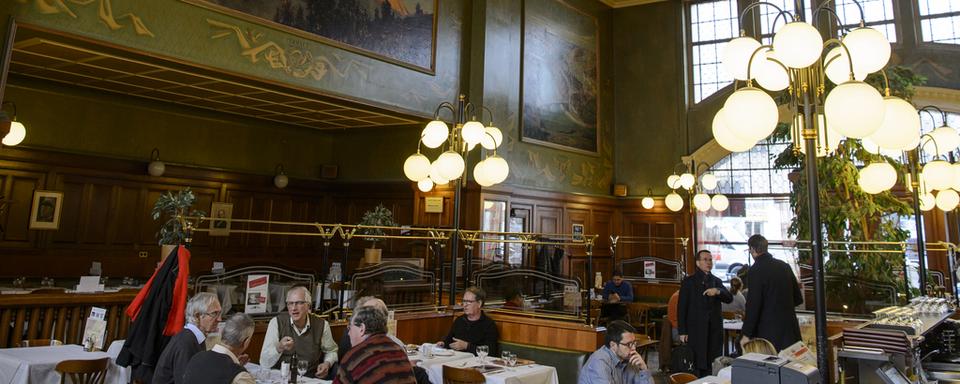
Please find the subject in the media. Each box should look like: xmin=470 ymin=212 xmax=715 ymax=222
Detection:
xmin=714 ymin=0 xmax=905 ymax=371
xmin=663 ymin=162 xmax=729 ymax=213
xmin=401 ymin=94 xmax=507 ymax=305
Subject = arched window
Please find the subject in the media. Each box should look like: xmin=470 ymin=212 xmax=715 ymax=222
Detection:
xmin=917 ymin=0 xmax=960 ymax=45
xmin=688 ymin=0 xmax=739 ymax=103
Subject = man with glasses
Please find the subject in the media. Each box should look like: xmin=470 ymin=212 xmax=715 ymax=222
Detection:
xmin=153 ymin=292 xmax=222 ymax=384
xmin=435 ymin=286 xmax=499 ymax=355
xmin=679 ymin=249 xmax=732 ymax=377
xmin=182 ymin=313 xmax=257 ymax=384
xmin=260 ymin=286 xmax=338 ymax=379
xmin=579 ymin=320 xmax=652 ymax=384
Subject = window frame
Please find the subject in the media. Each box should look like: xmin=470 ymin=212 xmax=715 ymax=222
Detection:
xmin=914 ymin=0 xmax=960 ymax=47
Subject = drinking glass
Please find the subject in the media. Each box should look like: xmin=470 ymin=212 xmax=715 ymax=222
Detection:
xmin=297 ymin=360 xmax=308 ymax=383
xmin=507 ymin=352 xmax=517 ymax=367
xmin=501 ymin=350 xmax=511 ymax=365
xmin=476 ymin=345 xmax=489 ymax=365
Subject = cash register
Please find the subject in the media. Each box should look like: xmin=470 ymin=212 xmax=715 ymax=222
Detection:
xmin=732 ymin=353 xmax=821 ymax=384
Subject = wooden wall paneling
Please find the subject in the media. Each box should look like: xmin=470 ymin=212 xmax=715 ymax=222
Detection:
xmin=534 ymin=205 xmax=561 ymax=234
xmin=82 ymin=183 xmax=113 ymax=244
xmin=654 ymin=221 xmax=680 ymax=262
xmin=111 ymin=185 xmax=141 ymax=245
xmin=2 ymin=173 xmax=44 ymax=244
xmin=592 ymin=209 xmax=613 ymax=258
xmin=51 ymin=181 xmax=84 ymax=244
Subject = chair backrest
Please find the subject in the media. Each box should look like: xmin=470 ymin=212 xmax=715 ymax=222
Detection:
xmin=743 ymin=338 xmax=777 ymax=355
xmin=669 ymin=372 xmax=698 ymax=384
xmin=21 ymin=338 xmax=63 ymax=347
xmin=442 ymin=365 xmax=485 ymax=384
xmin=55 ymin=357 xmax=109 ymax=384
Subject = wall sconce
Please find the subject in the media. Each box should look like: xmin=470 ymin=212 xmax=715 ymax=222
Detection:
xmin=273 ymin=164 xmax=289 ymax=189
xmin=1 ymin=101 xmax=26 ymax=146
xmin=641 ymin=189 xmax=655 ymax=209
xmin=147 ymin=148 xmax=165 ymax=177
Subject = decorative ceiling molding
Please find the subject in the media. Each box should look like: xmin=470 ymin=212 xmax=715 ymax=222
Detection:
xmin=914 ymin=86 xmax=960 ymax=113
xmin=597 ymin=0 xmax=668 ymax=8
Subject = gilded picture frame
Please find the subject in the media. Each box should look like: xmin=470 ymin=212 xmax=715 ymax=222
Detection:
xmin=210 ymin=202 xmax=233 ymax=236
xmin=29 ymin=190 xmax=63 ymax=230
xmin=182 ymin=0 xmax=439 ymax=74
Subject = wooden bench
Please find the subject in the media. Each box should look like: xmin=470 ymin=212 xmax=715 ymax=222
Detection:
xmin=0 ymin=291 xmax=136 ymax=348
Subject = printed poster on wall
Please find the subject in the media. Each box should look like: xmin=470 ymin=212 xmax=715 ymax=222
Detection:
xmin=643 ymin=261 xmax=656 ymax=279
xmin=245 ymin=274 xmax=270 ymax=314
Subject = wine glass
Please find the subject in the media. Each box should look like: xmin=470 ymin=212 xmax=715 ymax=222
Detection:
xmin=297 ymin=360 xmax=308 ymax=383
xmin=476 ymin=345 xmax=489 ymax=365
xmin=507 ymin=352 xmax=517 ymax=368
xmin=501 ymin=350 xmax=511 ymax=365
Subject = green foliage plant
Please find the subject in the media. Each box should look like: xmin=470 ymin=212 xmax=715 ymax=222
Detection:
xmin=358 ymin=204 xmax=397 ymax=249
xmin=151 ymin=187 xmax=205 ymax=246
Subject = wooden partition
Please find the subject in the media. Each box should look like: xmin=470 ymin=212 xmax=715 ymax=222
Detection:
xmin=0 ymin=290 xmax=136 ymax=348
xmin=488 ymin=312 xmax=603 ymax=353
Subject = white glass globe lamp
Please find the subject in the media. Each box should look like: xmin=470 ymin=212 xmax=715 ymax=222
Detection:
xmin=480 ymin=126 xmax=504 ymax=150
xmin=713 ymin=109 xmax=755 ymax=152
xmin=842 ymin=27 xmax=891 ymax=74
xmin=429 ymin=162 xmax=450 ymax=186
xmin=667 ymin=174 xmax=681 ymax=189
xmin=920 ymin=192 xmax=936 ymax=211
xmin=473 ymin=160 xmax=496 ymax=187
xmin=824 ymin=81 xmax=885 ymax=138
xmin=421 ymin=120 xmax=449 ymax=148
xmin=679 ymin=173 xmax=696 ymax=190
xmin=772 ymin=22 xmax=823 ymax=69
xmin=926 ymin=125 xmax=960 ymax=155
xmin=867 ymin=97 xmax=921 ymax=151
xmin=823 ymin=47 xmax=867 ymax=85
xmin=700 ymin=173 xmax=718 ymax=191
xmin=857 ymin=162 xmax=897 ymax=194
xmin=693 ymin=193 xmax=712 ymax=212
xmin=923 ymin=160 xmax=953 ymax=191
xmin=711 ymin=194 xmax=730 ymax=211
xmin=752 ymin=50 xmax=789 ymax=92
xmin=417 ymin=179 xmax=434 ymax=192
xmin=461 ymin=120 xmax=487 ymax=147
xmin=147 ymin=159 xmax=165 ymax=177
xmin=665 ymin=192 xmax=684 ymax=212
xmin=436 ymin=150 xmax=465 ymax=180
xmin=724 ymin=87 xmax=779 ymax=142
xmin=484 ymin=155 xmax=510 ymax=184
xmin=2 ymin=121 xmax=26 ymax=146
xmin=641 ymin=196 xmax=655 ymax=209
xmin=722 ymin=36 xmax=762 ymax=80
xmin=403 ymin=152 xmax=432 ymax=181
xmin=937 ymin=189 xmax=960 ymax=211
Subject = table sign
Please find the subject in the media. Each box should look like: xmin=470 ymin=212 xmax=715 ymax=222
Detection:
xmin=245 ymin=274 xmax=269 ymax=313
xmin=563 ymin=284 xmax=580 ymax=307
xmin=644 ymin=261 xmax=656 ymax=278
xmin=83 ymin=307 xmax=107 ymax=350
xmin=76 ymin=276 xmax=103 ymax=293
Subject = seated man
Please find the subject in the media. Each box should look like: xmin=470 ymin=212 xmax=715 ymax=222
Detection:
xmin=181 ymin=313 xmax=256 ymax=384
xmin=333 ymin=305 xmax=416 ymax=384
xmin=338 ymin=296 xmax=430 ymax=384
xmin=153 ymin=292 xmax=221 ymax=384
xmin=260 ymin=286 xmax=338 ymax=379
xmin=579 ymin=320 xmax=653 ymax=384
xmin=436 ymin=286 xmax=499 ymax=356
xmin=601 ymin=270 xmax=634 ymax=322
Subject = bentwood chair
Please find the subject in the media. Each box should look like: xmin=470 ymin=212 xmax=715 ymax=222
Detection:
xmin=442 ymin=365 xmax=485 ymax=384
xmin=669 ymin=372 xmax=698 ymax=384
xmin=55 ymin=357 xmax=109 ymax=384
xmin=632 ymin=333 xmax=659 ymax=362
xmin=20 ymin=338 xmax=63 ymax=347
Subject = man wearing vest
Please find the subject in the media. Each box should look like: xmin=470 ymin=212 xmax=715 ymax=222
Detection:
xmin=181 ymin=313 xmax=256 ymax=384
xmin=259 ymin=286 xmax=338 ymax=379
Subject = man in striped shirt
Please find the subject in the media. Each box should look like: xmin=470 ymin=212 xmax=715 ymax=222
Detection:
xmin=333 ymin=305 xmax=416 ymax=384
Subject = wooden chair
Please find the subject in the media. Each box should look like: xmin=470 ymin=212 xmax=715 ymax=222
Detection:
xmin=632 ymin=304 xmax=657 ymax=337
xmin=20 ymin=338 xmax=63 ymax=347
xmin=632 ymin=333 xmax=659 ymax=362
xmin=55 ymin=357 xmax=109 ymax=384
xmin=442 ymin=365 xmax=485 ymax=384
xmin=669 ymin=372 xmax=698 ymax=384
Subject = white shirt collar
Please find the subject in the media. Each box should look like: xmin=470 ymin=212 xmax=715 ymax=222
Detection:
xmin=212 ymin=344 xmax=241 ymax=364
xmin=185 ymin=323 xmax=206 ymax=344
xmin=289 ymin=315 xmax=310 ymax=336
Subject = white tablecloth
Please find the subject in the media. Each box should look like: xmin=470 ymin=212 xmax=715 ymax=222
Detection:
xmin=0 ymin=343 xmax=128 ymax=384
xmin=411 ymin=350 xmax=559 ymax=384
xmin=244 ymin=363 xmax=330 ymax=384
xmin=689 ymin=375 xmax=730 ymax=384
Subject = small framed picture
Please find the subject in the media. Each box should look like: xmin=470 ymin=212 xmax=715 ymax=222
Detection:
xmin=572 ymin=223 xmax=584 ymax=242
xmin=29 ymin=190 xmax=63 ymax=230
xmin=210 ymin=202 xmax=233 ymax=236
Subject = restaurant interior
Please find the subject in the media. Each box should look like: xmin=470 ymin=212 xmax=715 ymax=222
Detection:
xmin=1 ymin=0 xmax=960 ymax=383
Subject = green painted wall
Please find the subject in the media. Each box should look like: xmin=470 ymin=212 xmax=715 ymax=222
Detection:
xmin=612 ymin=2 xmax=685 ymax=196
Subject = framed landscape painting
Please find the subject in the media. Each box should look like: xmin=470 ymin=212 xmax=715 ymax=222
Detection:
xmin=521 ymin=0 xmax=599 ymax=155
xmin=184 ymin=0 xmax=438 ymax=73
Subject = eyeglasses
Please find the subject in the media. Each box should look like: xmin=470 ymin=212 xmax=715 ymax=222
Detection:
xmin=202 ymin=310 xmax=222 ymax=319
xmin=618 ymin=341 xmax=637 ymax=349
xmin=461 ymin=299 xmax=478 ymax=305
xmin=286 ymin=301 xmax=308 ymax=307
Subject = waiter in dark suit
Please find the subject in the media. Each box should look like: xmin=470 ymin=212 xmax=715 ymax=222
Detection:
xmin=740 ymin=234 xmax=803 ymax=352
xmin=678 ymin=249 xmax=732 ymax=377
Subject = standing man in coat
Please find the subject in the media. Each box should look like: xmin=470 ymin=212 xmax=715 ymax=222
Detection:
xmin=678 ymin=249 xmax=732 ymax=377
xmin=740 ymin=234 xmax=804 ymax=352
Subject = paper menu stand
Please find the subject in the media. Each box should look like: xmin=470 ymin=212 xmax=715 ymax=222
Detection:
xmin=76 ymin=276 xmax=104 ymax=293
xmin=563 ymin=284 xmax=581 ymax=308
xmin=245 ymin=274 xmax=270 ymax=314
xmin=644 ymin=261 xmax=656 ymax=279
xmin=82 ymin=307 xmax=107 ymax=351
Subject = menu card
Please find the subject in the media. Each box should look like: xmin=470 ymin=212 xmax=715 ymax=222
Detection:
xmin=245 ymin=274 xmax=269 ymax=313
xmin=82 ymin=307 xmax=107 ymax=350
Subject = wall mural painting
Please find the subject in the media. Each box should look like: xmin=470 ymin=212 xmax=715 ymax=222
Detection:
xmin=184 ymin=0 xmax=437 ymax=73
xmin=521 ymin=0 xmax=599 ymax=155
xmin=16 ymin=0 xmax=154 ymax=37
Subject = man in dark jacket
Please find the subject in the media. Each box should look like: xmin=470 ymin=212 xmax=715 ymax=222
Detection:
xmin=152 ymin=292 xmax=221 ymax=384
xmin=436 ymin=286 xmax=499 ymax=356
xmin=678 ymin=250 xmax=732 ymax=377
xmin=181 ymin=313 xmax=256 ymax=384
xmin=740 ymin=234 xmax=804 ymax=352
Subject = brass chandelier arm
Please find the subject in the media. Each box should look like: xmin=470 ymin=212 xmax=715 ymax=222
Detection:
xmin=813 ymin=0 xmax=865 ymax=28
xmin=431 ymin=102 xmax=456 ymax=121
xmin=737 ymin=1 xmax=791 ymax=35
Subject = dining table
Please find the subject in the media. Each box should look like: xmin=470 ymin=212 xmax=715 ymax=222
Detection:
xmin=0 ymin=341 xmax=128 ymax=384
xmin=409 ymin=347 xmax=559 ymax=384
xmin=244 ymin=363 xmax=330 ymax=384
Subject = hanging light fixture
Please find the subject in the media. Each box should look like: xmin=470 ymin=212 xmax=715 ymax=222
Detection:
xmin=147 ymin=148 xmax=165 ymax=177
xmin=665 ymin=191 xmax=684 ymax=212
xmin=641 ymin=188 xmax=655 ymax=210
xmin=711 ymin=194 xmax=730 ymax=211
xmin=0 ymin=101 xmax=26 ymax=147
xmin=273 ymin=164 xmax=289 ymax=189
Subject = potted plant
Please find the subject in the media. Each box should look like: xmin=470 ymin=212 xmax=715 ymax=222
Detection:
xmin=358 ymin=204 xmax=398 ymax=264
xmin=152 ymin=187 xmax=205 ymax=260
